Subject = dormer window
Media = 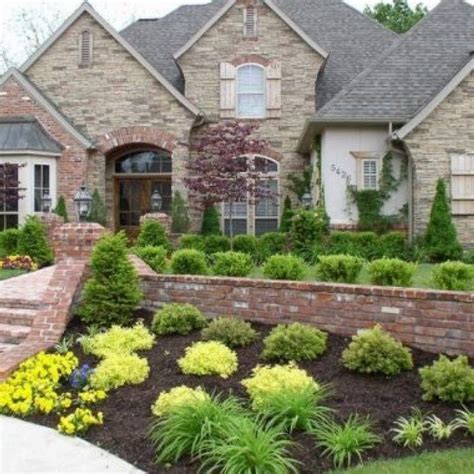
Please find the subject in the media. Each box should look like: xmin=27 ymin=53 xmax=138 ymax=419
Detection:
xmin=79 ymin=30 xmax=93 ymax=66
xmin=244 ymin=6 xmax=257 ymax=37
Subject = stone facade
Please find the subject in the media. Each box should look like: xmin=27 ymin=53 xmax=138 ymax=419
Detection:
xmin=404 ymin=71 xmax=474 ymax=244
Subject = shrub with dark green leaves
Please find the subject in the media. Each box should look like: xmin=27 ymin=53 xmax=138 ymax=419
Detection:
xmin=233 ymin=235 xmax=258 ymax=258
xmin=17 ymin=216 xmax=53 ymax=267
xmin=179 ymin=234 xmax=205 ymax=251
xmin=53 ymin=195 xmax=69 ymax=223
xmin=201 ymin=205 xmax=221 ymax=236
xmin=136 ymin=219 xmax=171 ymax=250
xmin=367 ymin=258 xmax=417 ymax=287
xmin=258 ymin=232 xmax=287 ymax=262
xmin=0 ymin=228 xmax=20 ymax=257
xmin=316 ymin=255 xmax=364 ymax=284
xmin=463 ymin=250 xmax=474 ymax=265
xmin=170 ymin=249 xmax=208 ymax=275
xmin=212 ymin=251 xmax=253 ymax=277
xmin=380 ymin=232 xmax=407 ymax=259
xmin=79 ymin=232 xmax=142 ymax=327
xmin=263 ymin=323 xmax=327 ymax=362
xmin=88 ymin=189 xmax=107 ymax=227
xmin=133 ymin=246 xmax=167 ymax=273
xmin=432 ymin=261 xmax=474 ymax=291
xmin=203 ymin=235 xmax=230 ymax=254
xmin=341 ymin=325 xmax=413 ymax=376
xmin=152 ymin=303 xmax=207 ymax=336
xmin=263 ymin=254 xmax=306 ymax=281
xmin=419 ymin=355 xmax=474 ymax=403
xmin=201 ymin=317 xmax=258 ymax=348
xmin=279 ymin=196 xmax=294 ymax=233
xmin=325 ymin=232 xmax=379 ymax=260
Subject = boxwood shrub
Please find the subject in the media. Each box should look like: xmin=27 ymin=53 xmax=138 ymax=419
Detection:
xmin=152 ymin=303 xmax=207 ymax=336
xmin=133 ymin=246 xmax=167 ymax=273
xmin=257 ymin=232 xmax=287 ymax=263
xmin=203 ymin=235 xmax=231 ymax=255
xmin=233 ymin=235 xmax=258 ymax=259
xmin=201 ymin=317 xmax=257 ymax=348
xmin=367 ymin=258 xmax=417 ymax=287
xmin=170 ymin=249 xmax=208 ymax=275
xmin=179 ymin=234 xmax=205 ymax=251
xmin=212 ymin=251 xmax=253 ymax=277
xmin=0 ymin=228 xmax=20 ymax=257
xmin=316 ymin=254 xmax=364 ymax=284
xmin=136 ymin=219 xmax=171 ymax=251
xmin=263 ymin=254 xmax=306 ymax=281
xmin=432 ymin=261 xmax=474 ymax=291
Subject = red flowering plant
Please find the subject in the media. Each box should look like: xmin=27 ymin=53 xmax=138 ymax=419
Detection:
xmin=0 ymin=255 xmax=38 ymax=271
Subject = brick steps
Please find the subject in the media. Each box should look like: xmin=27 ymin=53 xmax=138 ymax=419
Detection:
xmin=0 ymin=342 xmax=17 ymax=353
xmin=0 ymin=323 xmax=31 ymax=344
xmin=0 ymin=307 xmax=37 ymax=326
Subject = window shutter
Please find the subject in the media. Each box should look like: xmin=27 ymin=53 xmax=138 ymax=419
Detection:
xmin=244 ymin=7 xmax=257 ymax=37
xmin=220 ymin=62 xmax=236 ymax=118
xmin=266 ymin=62 xmax=281 ymax=118
xmin=451 ymin=154 xmax=474 ymax=215
xmin=79 ymin=31 xmax=93 ymax=66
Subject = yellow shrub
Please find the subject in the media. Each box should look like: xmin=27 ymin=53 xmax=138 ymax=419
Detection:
xmin=80 ymin=321 xmax=155 ymax=358
xmin=178 ymin=341 xmax=238 ymax=379
xmin=90 ymin=353 xmax=150 ymax=390
xmin=241 ymin=363 xmax=319 ymax=410
xmin=58 ymin=408 xmax=103 ymax=436
xmin=151 ymin=385 xmax=210 ymax=417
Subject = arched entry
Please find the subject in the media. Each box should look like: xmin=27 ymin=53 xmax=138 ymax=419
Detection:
xmin=113 ymin=148 xmax=172 ymax=237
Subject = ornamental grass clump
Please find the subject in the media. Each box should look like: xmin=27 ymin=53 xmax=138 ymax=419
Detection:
xmin=178 ymin=341 xmax=238 ymax=378
xmin=426 ymin=414 xmax=457 ymax=441
xmin=367 ymin=258 xmax=417 ymax=287
xmin=392 ymin=408 xmax=427 ymax=449
xmin=453 ymin=407 xmax=474 ymax=435
xmin=341 ymin=325 xmax=413 ymax=376
xmin=152 ymin=303 xmax=207 ymax=336
xmin=133 ymin=246 xmax=167 ymax=273
xmin=170 ymin=249 xmax=209 ymax=275
xmin=212 ymin=251 xmax=253 ymax=277
xmin=262 ymin=322 xmax=327 ymax=362
xmin=419 ymin=355 xmax=474 ymax=403
xmin=151 ymin=386 xmax=210 ymax=417
xmin=201 ymin=317 xmax=258 ymax=348
xmin=263 ymin=254 xmax=306 ymax=281
xmin=432 ymin=261 xmax=474 ymax=291
xmin=316 ymin=254 xmax=364 ymax=284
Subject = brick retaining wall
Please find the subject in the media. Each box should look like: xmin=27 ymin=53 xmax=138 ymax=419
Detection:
xmin=139 ymin=273 xmax=474 ymax=356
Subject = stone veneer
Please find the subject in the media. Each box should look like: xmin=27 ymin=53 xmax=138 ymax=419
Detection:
xmin=404 ymin=71 xmax=474 ymax=244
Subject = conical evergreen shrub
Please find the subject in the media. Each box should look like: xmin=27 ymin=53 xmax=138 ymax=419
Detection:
xmin=17 ymin=216 xmax=54 ymax=267
xmin=201 ymin=205 xmax=221 ymax=235
xmin=171 ymin=191 xmax=190 ymax=234
xmin=279 ymin=196 xmax=294 ymax=232
xmin=88 ymin=189 xmax=107 ymax=227
xmin=79 ymin=232 xmax=142 ymax=327
xmin=423 ymin=179 xmax=463 ymax=262
xmin=136 ymin=219 xmax=171 ymax=250
xmin=53 ymin=195 xmax=69 ymax=223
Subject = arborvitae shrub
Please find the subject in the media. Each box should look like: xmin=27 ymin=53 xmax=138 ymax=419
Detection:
xmin=367 ymin=258 xmax=417 ymax=287
xmin=279 ymin=196 xmax=294 ymax=233
xmin=53 ymin=195 xmax=69 ymax=223
xmin=133 ymin=246 xmax=167 ymax=273
xmin=179 ymin=234 xmax=205 ymax=251
xmin=171 ymin=191 xmax=190 ymax=234
xmin=257 ymin=232 xmax=287 ymax=263
xmin=201 ymin=205 xmax=221 ymax=236
xmin=152 ymin=303 xmax=206 ymax=336
xmin=233 ymin=235 xmax=258 ymax=258
xmin=88 ymin=189 xmax=107 ymax=227
xmin=0 ymin=228 xmax=20 ymax=257
xmin=79 ymin=232 xmax=142 ymax=326
xmin=136 ymin=219 xmax=171 ymax=251
xmin=423 ymin=179 xmax=463 ymax=262
xmin=316 ymin=254 xmax=364 ymax=284
xmin=263 ymin=254 xmax=306 ymax=281
xmin=203 ymin=235 xmax=230 ymax=254
xmin=17 ymin=216 xmax=54 ymax=267
xmin=171 ymin=249 xmax=208 ymax=275
xmin=432 ymin=261 xmax=474 ymax=291
xmin=201 ymin=317 xmax=258 ymax=348
xmin=212 ymin=251 xmax=253 ymax=277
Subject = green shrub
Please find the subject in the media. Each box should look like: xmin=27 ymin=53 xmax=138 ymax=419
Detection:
xmin=17 ymin=216 xmax=53 ymax=267
xmin=151 ymin=303 xmax=206 ymax=336
xmin=78 ymin=232 xmax=142 ymax=327
xmin=136 ymin=219 xmax=171 ymax=250
xmin=367 ymin=258 xmax=417 ymax=287
xmin=419 ymin=355 xmax=474 ymax=403
xmin=233 ymin=234 xmax=258 ymax=258
xmin=463 ymin=250 xmax=474 ymax=265
xmin=179 ymin=234 xmax=205 ymax=251
xmin=0 ymin=228 xmax=20 ymax=257
xmin=262 ymin=323 xmax=327 ymax=362
xmin=212 ymin=251 xmax=253 ymax=277
xmin=201 ymin=205 xmax=221 ymax=236
xmin=151 ymin=386 xmax=210 ymax=417
xmin=352 ymin=232 xmax=379 ymax=260
xmin=432 ymin=261 xmax=474 ymax=291
xmin=88 ymin=189 xmax=107 ymax=227
xmin=279 ymin=196 xmax=294 ymax=233
xmin=53 ymin=195 xmax=68 ymax=223
xmin=263 ymin=254 xmax=306 ymax=281
xmin=258 ymin=232 xmax=287 ymax=263
xmin=203 ymin=235 xmax=230 ymax=254
xmin=325 ymin=231 xmax=380 ymax=260
xmin=133 ymin=246 xmax=167 ymax=273
xmin=423 ymin=179 xmax=463 ymax=262
xmin=201 ymin=317 xmax=257 ymax=348
xmin=170 ymin=249 xmax=208 ymax=275
xmin=316 ymin=254 xmax=364 ymax=284
xmin=171 ymin=191 xmax=190 ymax=234
xmin=380 ymin=232 xmax=407 ymax=259
xmin=341 ymin=325 xmax=413 ymax=376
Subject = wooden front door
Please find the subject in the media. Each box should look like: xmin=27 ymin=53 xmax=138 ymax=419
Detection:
xmin=115 ymin=177 xmax=172 ymax=239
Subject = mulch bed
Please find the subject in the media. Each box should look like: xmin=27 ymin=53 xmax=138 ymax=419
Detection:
xmin=30 ymin=309 xmax=474 ymax=473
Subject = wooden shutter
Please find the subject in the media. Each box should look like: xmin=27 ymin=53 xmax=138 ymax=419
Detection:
xmin=220 ymin=62 xmax=236 ymax=118
xmin=266 ymin=62 xmax=281 ymax=118
xmin=451 ymin=154 xmax=474 ymax=215
xmin=244 ymin=7 xmax=257 ymax=37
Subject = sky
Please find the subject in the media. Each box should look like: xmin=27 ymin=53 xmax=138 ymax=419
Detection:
xmin=0 ymin=0 xmax=459 ymax=69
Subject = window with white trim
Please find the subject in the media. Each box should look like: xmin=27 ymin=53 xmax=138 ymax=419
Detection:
xmin=362 ymin=159 xmax=378 ymax=190
xmin=236 ymin=64 xmax=265 ymax=118
xmin=244 ymin=6 xmax=257 ymax=37
xmin=79 ymin=30 xmax=93 ymax=66
xmin=451 ymin=153 xmax=474 ymax=215
xmin=34 ymin=164 xmax=50 ymax=212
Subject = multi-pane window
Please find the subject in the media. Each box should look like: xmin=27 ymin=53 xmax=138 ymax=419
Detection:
xmin=115 ymin=151 xmax=172 ymax=174
xmin=34 ymin=165 xmax=50 ymax=212
xmin=237 ymin=65 xmax=265 ymax=118
xmin=244 ymin=6 xmax=257 ymax=37
xmin=362 ymin=159 xmax=378 ymax=190
xmin=0 ymin=164 xmax=19 ymax=230
xmin=255 ymin=179 xmax=278 ymax=235
xmin=224 ymin=201 xmax=248 ymax=236
xmin=79 ymin=30 xmax=93 ymax=66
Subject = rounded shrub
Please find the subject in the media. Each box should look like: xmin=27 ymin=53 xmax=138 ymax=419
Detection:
xmin=203 ymin=235 xmax=230 ymax=254
xmin=152 ymin=303 xmax=207 ymax=336
xmin=233 ymin=235 xmax=258 ymax=258
xmin=212 ymin=251 xmax=253 ymax=277
xmin=170 ymin=249 xmax=208 ymax=275
xmin=133 ymin=246 xmax=167 ymax=273
xmin=263 ymin=254 xmax=306 ymax=281
xmin=17 ymin=216 xmax=53 ymax=267
xmin=432 ymin=261 xmax=474 ymax=291
xmin=0 ymin=228 xmax=20 ymax=257
xmin=419 ymin=355 xmax=474 ymax=403
xmin=341 ymin=325 xmax=413 ymax=376
xmin=178 ymin=341 xmax=238 ymax=378
xmin=179 ymin=234 xmax=205 ymax=251
xmin=201 ymin=317 xmax=258 ymax=348
xmin=151 ymin=386 xmax=210 ymax=417
xmin=316 ymin=254 xmax=364 ymax=283
xmin=367 ymin=258 xmax=417 ymax=287
xmin=262 ymin=323 xmax=327 ymax=362
xmin=257 ymin=232 xmax=287 ymax=263
xmin=136 ymin=219 xmax=171 ymax=251
xmin=380 ymin=232 xmax=407 ymax=259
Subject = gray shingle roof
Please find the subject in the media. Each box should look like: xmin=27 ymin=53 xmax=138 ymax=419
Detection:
xmin=313 ymin=0 xmax=474 ymax=122
xmin=0 ymin=116 xmax=63 ymax=153
xmin=121 ymin=0 xmax=397 ymax=107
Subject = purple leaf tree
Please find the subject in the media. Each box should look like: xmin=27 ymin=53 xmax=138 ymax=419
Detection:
xmin=185 ymin=122 xmax=275 ymax=245
xmin=0 ymin=163 xmax=25 ymax=223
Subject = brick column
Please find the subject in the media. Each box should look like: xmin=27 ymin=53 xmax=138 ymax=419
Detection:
xmin=38 ymin=213 xmax=65 ymax=245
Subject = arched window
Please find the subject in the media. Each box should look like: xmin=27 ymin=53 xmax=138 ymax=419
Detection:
xmin=79 ymin=31 xmax=93 ymax=66
xmin=236 ymin=64 xmax=265 ymax=118
xmin=114 ymin=150 xmax=172 ymax=174
xmin=223 ymin=155 xmax=279 ymax=236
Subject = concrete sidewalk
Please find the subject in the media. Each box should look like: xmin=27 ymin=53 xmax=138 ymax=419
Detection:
xmin=0 ymin=416 xmax=144 ymax=473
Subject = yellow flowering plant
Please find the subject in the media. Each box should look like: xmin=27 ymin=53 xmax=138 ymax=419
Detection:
xmin=0 ymin=255 xmax=38 ymax=271
xmin=151 ymin=385 xmax=209 ymax=417
xmin=58 ymin=407 xmax=104 ymax=436
xmin=78 ymin=389 xmax=108 ymax=406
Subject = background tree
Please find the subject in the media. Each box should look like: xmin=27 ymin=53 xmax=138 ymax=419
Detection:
xmin=185 ymin=122 xmax=271 ymax=245
xmin=53 ymin=195 xmax=69 ymax=223
xmin=364 ymin=0 xmax=428 ymax=33
xmin=88 ymin=189 xmax=107 ymax=227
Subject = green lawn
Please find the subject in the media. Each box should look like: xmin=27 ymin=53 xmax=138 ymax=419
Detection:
xmin=0 ymin=269 xmax=26 ymax=281
xmin=337 ymin=448 xmax=474 ymax=474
